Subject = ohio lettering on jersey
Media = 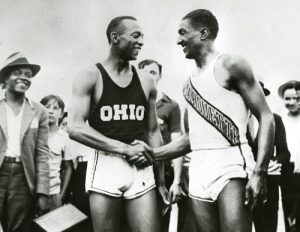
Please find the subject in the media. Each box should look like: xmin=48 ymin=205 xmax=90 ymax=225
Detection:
xmin=100 ymin=104 xmax=145 ymax=121
xmin=183 ymin=79 xmax=240 ymax=146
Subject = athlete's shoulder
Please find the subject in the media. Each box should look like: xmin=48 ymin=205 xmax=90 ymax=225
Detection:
xmin=220 ymin=53 xmax=254 ymax=82
xmin=73 ymin=65 xmax=100 ymax=92
xmin=220 ymin=53 xmax=250 ymax=70
xmin=76 ymin=65 xmax=99 ymax=82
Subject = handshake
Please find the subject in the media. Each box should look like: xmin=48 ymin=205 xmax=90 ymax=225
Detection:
xmin=122 ymin=140 xmax=155 ymax=168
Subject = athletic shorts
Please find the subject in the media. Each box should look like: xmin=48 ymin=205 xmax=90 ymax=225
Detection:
xmin=85 ymin=150 xmax=156 ymax=199
xmin=189 ymin=143 xmax=255 ymax=202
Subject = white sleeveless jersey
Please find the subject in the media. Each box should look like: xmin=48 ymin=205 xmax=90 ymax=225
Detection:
xmin=186 ymin=54 xmax=250 ymax=150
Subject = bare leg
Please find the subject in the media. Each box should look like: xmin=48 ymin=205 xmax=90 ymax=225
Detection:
xmin=125 ymin=189 xmax=160 ymax=232
xmin=89 ymin=192 xmax=122 ymax=232
xmin=217 ymin=179 xmax=252 ymax=232
xmin=190 ymin=198 xmax=220 ymax=232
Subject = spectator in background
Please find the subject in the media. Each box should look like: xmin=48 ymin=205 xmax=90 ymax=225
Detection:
xmin=249 ymin=78 xmax=291 ymax=232
xmin=59 ymin=112 xmax=94 ymax=232
xmin=138 ymin=59 xmax=183 ymax=232
xmin=278 ymin=80 xmax=300 ymax=232
xmin=40 ymin=95 xmax=73 ymax=210
xmin=0 ymin=52 xmax=49 ymax=232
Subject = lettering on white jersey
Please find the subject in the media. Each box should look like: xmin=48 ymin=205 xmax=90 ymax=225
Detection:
xmin=183 ymin=79 xmax=240 ymax=146
xmin=100 ymin=105 xmax=145 ymax=121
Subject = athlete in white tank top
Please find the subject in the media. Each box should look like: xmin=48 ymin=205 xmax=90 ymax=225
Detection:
xmin=187 ymin=53 xmax=250 ymax=150
xmin=152 ymin=9 xmax=275 ymax=232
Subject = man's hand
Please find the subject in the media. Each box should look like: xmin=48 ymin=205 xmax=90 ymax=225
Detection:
xmin=244 ymin=171 xmax=267 ymax=211
xmin=158 ymin=185 xmax=170 ymax=205
xmin=35 ymin=194 xmax=49 ymax=217
xmin=169 ymin=183 xmax=182 ymax=203
xmin=157 ymin=185 xmax=171 ymax=216
xmin=124 ymin=140 xmax=154 ymax=168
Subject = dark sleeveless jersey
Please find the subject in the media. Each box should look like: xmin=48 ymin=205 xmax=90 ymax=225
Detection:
xmin=88 ymin=63 xmax=148 ymax=144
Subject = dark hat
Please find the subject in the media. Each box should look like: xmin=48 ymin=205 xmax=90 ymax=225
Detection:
xmin=0 ymin=52 xmax=40 ymax=83
xmin=259 ymin=81 xmax=270 ymax=96
xmin=256 ymin=75 xmax=270 ymax=96
xmin=278 ymin=80 xmax=299 ymax=98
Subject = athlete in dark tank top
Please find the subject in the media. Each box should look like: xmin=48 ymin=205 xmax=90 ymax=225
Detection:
xmin=88 ymin=63 xmax=147 ymax=144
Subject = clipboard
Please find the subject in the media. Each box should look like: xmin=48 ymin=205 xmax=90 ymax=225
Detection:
xmin=33 ymin=204 xmax=87 ymax=232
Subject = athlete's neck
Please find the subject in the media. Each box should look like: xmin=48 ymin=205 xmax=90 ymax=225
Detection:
xmin=105 ymin=52 xmax=131 ymax=74
xmin=194 ymin=43 xmax=218 ymax=69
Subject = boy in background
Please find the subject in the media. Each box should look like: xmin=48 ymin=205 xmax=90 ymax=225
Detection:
xmin=40 ymin=95 xmax=73 ymax=210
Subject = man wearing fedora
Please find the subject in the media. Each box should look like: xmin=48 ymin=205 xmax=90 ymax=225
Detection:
xmin=0 ymin=52 xmax=50 ymax=232
xmin=278 ymin=80 xmax=300 ymax=232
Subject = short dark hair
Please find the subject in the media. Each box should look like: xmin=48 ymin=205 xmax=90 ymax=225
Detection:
xmin=183 ymin=9 xmax=219 ymax=40
xmin=59 ymin=111 xmax=68 ymax=126
xmin=106 ymin=16 xmax=137 ymax=44
xmin=40 ymin=95 xmax=65 ymax=112
xmin=138 ymin=59 xmax=162 ymax=75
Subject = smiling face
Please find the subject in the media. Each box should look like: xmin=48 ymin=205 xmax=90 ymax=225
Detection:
xmin=5 ymin=67 xmax=33 ymax=94
xmin=283 ymin=88 xmax=299 ymax=114
xmin=117 ymin=19 xmax=144 ymax=60
xmin=177 ymin=18 xmax=203 ymax=59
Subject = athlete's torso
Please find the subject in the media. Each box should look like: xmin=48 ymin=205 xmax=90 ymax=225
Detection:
xmin=184 ymin=53 xmax=250 ymax=150
xmin=88 ymin=63 xmax=148 ymax=144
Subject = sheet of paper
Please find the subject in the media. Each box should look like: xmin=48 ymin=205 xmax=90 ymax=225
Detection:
xmin=34 ymin=204 xmax=87 ymax=232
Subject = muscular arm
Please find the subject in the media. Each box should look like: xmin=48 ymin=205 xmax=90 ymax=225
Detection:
xmin=224 ymin=55 xmax=275 ymax=208
xmin=169 ymin=104 xmax=183 ymax=185
xmin=154 ymin=108 xmax=191 ymax=161
xmin=68 ymin=68 xmax=136 ymax=156
xmin=145 ymin=78 xmax=165 ymax=185
xmin=224 ymin=55 xmax=275 ymax=174
xmin=171 ymin=133 xmax=184 ymax=184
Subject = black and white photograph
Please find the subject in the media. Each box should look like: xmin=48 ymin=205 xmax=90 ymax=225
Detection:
xmin=0 ymin=0 xmax=299 ymax=231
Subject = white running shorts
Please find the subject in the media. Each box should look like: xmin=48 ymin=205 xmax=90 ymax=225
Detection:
xmin=85 ymin=150 xmax=156 ymax=199
xmin=189 ymin=143 xmax=255 ymax=202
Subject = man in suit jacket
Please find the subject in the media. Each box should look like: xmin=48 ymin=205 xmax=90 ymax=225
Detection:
xmin=0 ymin=52 xmax=50 ymax=232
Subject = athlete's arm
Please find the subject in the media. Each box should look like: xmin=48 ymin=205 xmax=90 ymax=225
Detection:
xmin=168 ymin=103 xmax=184 ymax=203
xmin=169 ymin=132 xmax=184 ymax=203
xmin=224 ymin=54 xmax=275 ymax=209
xmin=68 ymin=67 xmax=151 ymax=162
xmin=153 ymin=108 xmax=191 ymax=161
xmin=144 ymin=77 xmax=170 ymax=204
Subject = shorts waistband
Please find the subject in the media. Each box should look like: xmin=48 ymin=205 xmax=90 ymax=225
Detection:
xmin=3 ymin=156 xmax=22 ymax=163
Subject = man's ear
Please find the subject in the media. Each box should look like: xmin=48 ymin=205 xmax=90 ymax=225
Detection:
xmin=200 ymin=28 xmax=209 ymax=40
xmin=111 ymin=32 xmax=119 ymax=44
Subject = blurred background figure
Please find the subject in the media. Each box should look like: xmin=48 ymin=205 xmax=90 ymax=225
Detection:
xmin=139 ymin=59 xmax=184 ymax=232
xmin=249 ymin=77 xmax=290 ymax=232
xmin=277 ymin=80 xmax=300 ymax=232
xmin=59 ymin=112 xmax=94 ymax=232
